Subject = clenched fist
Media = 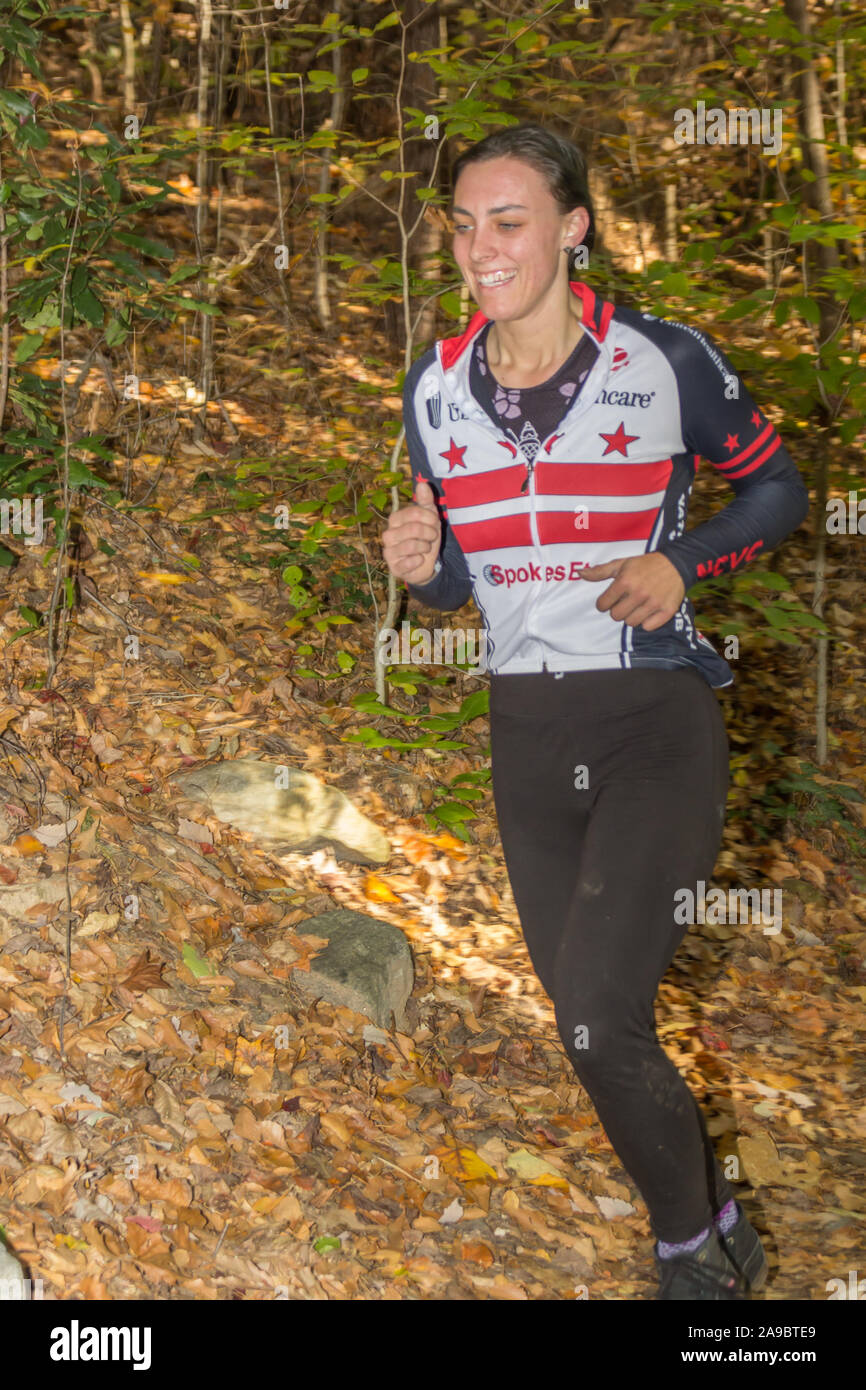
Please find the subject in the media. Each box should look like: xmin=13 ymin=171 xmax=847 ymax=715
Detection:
xmin=382 ymin=477 xmax=443 ymax=585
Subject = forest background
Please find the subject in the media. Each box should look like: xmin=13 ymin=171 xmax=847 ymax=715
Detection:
xmin=0 ymin=0 xmax=863 ymax=1304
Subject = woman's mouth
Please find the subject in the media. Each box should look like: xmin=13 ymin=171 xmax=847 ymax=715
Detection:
xmin=476 ymin=270 xmax=517 ymax=290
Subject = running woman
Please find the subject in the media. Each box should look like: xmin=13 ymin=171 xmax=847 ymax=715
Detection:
xmin=382 ymin=124 xmax=809 ymax=1300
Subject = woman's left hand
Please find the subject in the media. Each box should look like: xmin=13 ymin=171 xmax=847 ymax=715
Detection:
xmin=579 ymin=553 xmax=686 ymax=631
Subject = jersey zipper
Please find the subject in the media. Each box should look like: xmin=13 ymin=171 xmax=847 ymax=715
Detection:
xmin=444 ymin=335 xmax=613 ymax=669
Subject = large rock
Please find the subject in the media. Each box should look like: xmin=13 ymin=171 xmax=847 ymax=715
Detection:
xmin=291 ymin=908 xmax=413 ymax=1030
xmin=170 ymin=759 xmax=391 ymax=865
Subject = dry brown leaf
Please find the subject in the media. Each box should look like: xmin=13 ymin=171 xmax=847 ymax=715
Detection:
xmin=120 ymin=951 xmax=166 ymax=993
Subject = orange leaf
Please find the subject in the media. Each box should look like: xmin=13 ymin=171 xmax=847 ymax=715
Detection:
xmin=460 ymin=1241 xmax=494 ymax=1266
xmin=364 ymin=874 xmax=401 ymax=903
xmin=786 ymin=1006 xmax=827 ymax=1036
xmin=397 ymin=832 xmax=436 ymax=866
xmin=12 ymin=833 xmax=45 ymax=856
xmin=427 ymin=831 xmax=469 ymax=858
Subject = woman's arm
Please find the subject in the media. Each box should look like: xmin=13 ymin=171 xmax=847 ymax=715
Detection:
xmin=657 ymin=326 xmax=810 ymax=590
xmin=402 ymin=368 xmax=474 ymax=613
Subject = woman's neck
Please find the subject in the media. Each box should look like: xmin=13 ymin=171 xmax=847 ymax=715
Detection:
xmin=486 ymin=297 xmax=585 ymax=387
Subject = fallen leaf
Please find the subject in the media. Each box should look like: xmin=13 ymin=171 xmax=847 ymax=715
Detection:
xmin=181 ymin=943 xmax=214 ymax=978
xmin=363 ymin=874 xmax=401 ymax=903
xmin=77 ymin=910 xmax=120 ymax=939
xmin=120 ymin=951 xmax=166 ymax=992
xmin=12 ymin=833 xmax=45 ymax=856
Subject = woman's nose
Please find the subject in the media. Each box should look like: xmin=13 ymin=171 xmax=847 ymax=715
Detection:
xmin=468 ymin=230 xmax=497 ymax=263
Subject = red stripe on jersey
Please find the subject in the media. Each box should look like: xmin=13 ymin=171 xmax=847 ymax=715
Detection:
xmin=714 ymin=423 xmax=777 ymax=470
xmin=537 ymin=508 xmax=658 ymax=545
xmin=534 ymin=459 xmax=673 ymax=496
xmin=442 ymin=460 xmax=672 ymax=509
xmin=451 ymin=507 xmax=658 ymax=552
xmin=724 ymin=438 xmax=782 ymax=479
xmin=451 ymin=513 xmax=534 ymax=552
xmin=442 ymin=466 xmax=526 ymax=507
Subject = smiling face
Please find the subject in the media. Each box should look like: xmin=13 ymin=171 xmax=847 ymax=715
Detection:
xmin=451 ymin=155 xmax=589 ymax=324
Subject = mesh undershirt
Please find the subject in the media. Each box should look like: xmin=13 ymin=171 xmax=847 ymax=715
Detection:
xmin=469 ymin=319 xmax=600 ymax=460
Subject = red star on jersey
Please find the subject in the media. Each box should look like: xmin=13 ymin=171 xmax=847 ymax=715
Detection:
xmin=750 ymin=410 xmax=761 ymax=429
xmin=724 ymin=433 xmax=739 ymax=452
xmin=439 ymin=438 xmax=468 ymax=472
xmin=599 ymin=421 xmax=639 ymax=457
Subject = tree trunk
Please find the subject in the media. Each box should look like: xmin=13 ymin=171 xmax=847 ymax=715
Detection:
xmin=783 ymin=0 xmax=848 ymax=766
xmin=314 ymin=0 xmax=346 ymax=333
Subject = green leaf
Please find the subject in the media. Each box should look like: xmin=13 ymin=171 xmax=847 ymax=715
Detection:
xmin=458 ymin=688 xmax=489 ymax=722
xmin=165 ymin=296 xmax=221 ymax=315
xmin=791 ymin=295 xmax=821 ymax=325
xmin=14 ymin=333 xmax=42 ymax=363
xmin=67 ymin=460 xmax=108 ymax=489
xmin=434 ymin=801 xmax=476 ymax=823
xmin=113 ymin=230 xmax=175 ymax=259
xmin=103 ymin=169 xmax=122 ymax=202
xmin=72 ymin=284 xmax=104 ymax=326
xmin=661 ymin=271 xmax=690 ymax=297
xmin=182 ymin=943 xmax=213 ymax=978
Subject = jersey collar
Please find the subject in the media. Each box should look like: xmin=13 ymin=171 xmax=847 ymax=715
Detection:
xmin=437 ymin=279 xmax=614 ymax=374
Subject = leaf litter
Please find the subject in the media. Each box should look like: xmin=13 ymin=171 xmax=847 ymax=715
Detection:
xmin=0 ymin=385 xmax=863 ymax=1304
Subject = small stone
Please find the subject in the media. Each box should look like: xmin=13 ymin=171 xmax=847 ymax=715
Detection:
xmin=291 ymin=908 xmax=413 ymax=1030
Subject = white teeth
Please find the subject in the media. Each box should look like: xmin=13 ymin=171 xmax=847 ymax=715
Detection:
xmin=478 ymin=271 xmax=516 ymax=286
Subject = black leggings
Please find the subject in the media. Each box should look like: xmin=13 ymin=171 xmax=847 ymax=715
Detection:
xmin=489 ymin=665 xmax=736 ymax=1244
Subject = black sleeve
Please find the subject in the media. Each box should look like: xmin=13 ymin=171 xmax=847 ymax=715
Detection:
xmin=402 ymin=366 xmax=474 ymax=613
xmin=656 ymin=325 xmax=810 ymax=589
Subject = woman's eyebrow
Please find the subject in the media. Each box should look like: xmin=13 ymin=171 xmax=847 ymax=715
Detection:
xmin=450 ymin=203 xmax=529 ymax=216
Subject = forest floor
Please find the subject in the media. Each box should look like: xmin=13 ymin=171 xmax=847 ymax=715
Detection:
xmin=0 ymin=292 xmax=864 ymax=1302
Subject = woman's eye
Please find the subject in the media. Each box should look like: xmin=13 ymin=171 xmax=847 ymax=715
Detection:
xmin=453 ymin=223 xmax=519 ymax=232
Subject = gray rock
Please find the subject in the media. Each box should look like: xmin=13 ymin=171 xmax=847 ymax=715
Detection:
xmin=291 ymin=909 xmax=414 ymax=1030
xmin=0 ymin=1241 xmax=28 ymax=1300
xmin=170 ymin=759 xmax=391 ymax=865
xmin=0 ymin=875 xmax=81 ymax=928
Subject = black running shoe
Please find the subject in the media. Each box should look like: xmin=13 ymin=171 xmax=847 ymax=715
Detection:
xmin=654 ymin=1228 xmax=749 ymax=1300
xmin=717 ymin=1201 xmax=768 ymax=1292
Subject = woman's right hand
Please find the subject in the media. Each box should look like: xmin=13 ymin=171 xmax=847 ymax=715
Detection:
xmin=382 ymin=478 xmax=443 ymax=585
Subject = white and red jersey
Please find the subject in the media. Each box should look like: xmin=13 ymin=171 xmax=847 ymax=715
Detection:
xmin=404 ymin=281 xmax=809 ymax=687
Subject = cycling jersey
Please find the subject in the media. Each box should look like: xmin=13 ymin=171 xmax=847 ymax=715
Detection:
xmin=403 ymin=280 xmax=810 ymax=687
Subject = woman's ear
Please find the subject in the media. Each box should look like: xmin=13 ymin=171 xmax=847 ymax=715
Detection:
xmin=567 ymin=206 xmax=591 ymax=248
